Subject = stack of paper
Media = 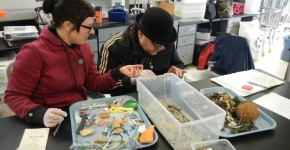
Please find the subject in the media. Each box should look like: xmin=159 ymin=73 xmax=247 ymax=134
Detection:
xmin=18 ymin=128 xmax=49 ymax=150
xmin=254 ymin=93 xmax=290 ymax=120
xmin=211 ymin=70 xmax=285 ymax=97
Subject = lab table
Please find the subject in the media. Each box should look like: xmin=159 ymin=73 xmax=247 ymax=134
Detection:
xmin=1 ymin=72 xmax=290 ymax=150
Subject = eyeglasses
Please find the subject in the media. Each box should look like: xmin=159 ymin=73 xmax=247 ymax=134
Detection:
xmin=151 ymin=40 xmax=164 ymax=49
xmin=80 ymin=24 xmax=93 ymax=33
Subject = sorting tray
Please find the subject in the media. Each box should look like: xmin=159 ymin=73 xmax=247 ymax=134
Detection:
xmin=199 ymin=87 xmax=277 ymax=138
xmin=69 ymin=96 xmax=158 ymax=149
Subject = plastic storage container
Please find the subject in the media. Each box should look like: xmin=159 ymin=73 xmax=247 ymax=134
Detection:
xmin=174 ymin=0 xmax=207 ymax=19
xmin=108 ymin=4 xmax=128 ymax=23
xmin=281 ymin=36 xmax=290 ymax=62
xmin=137 ymin=73 xmax=226 ymax=150
xmin=174 ymin=2 xmax=206 ymax=19
xmin=175 ymin=10 xmax=205 ymax=19
xmin=191 ymin=139 xmax=236 ymax=150
xmin=175 ymin=3 xmax=206 ymax=12
xmin=243 ymin=0 xmax=260 ymax=14
xmin=175 ymin=0 xmax=207 ymax=4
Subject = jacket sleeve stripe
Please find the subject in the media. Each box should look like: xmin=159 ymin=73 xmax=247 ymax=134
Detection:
xmin=99 ymin=31 xmax=123 ymax=74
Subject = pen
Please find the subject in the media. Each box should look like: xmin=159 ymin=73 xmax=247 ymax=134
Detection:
xmin=248 ymin=81 xmax=268 ymax=88
xmin=53 ymin=122 xmax=62 ymax=136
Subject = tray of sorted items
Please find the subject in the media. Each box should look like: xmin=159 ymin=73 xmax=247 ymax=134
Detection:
xmin=69 ymin=96 xmax=158 ymax=150
xmin=199 ymin=87 xmax=277 ymax=138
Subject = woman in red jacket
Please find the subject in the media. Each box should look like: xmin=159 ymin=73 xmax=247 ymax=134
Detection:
xmin=4 ymin=0 xmax=142 ymax=127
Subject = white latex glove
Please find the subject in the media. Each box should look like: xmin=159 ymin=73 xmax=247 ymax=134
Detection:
xmin=131 ymin=70 xmax=156 ymax=85
xmin=43 ymin=108 xmax=67 ymax=127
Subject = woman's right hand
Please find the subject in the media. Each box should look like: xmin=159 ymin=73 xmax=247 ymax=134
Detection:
xmin=43 ymin=108 xmax=67 ymax=127
xmin=120 ymin=64 xmax=143 ymax=78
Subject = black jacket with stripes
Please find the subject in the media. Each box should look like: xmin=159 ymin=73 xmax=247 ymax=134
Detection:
xmin=97 ymin=24 xmax=185 ymax=96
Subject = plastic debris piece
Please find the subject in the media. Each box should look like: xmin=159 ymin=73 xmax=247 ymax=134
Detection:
xmin=80 ymin=128 xmax=95 ymax=136
xmin=93 ymin=137 xmax=104 ymax=143
xmin=100 ymin=113 xmax=110 ymax=118
xmin=109 ymin=107 xmax=134 ymax=113
xmin=127 ymin=118 xmax=134 ymax=126
xmin=120 ymin=116 xmax=127 ymax=126
xmin=113 ymin=118 xmax=121 ymax=134
xmin=98 ymin=119 xmax=107 ymax=126
xmin=131 ymin=119 xmax=136 ymax=125
xmin=126 ymin=138 xmax=141 ymax=149
xmin=138 ymin=124 xmax=146 ymax=133
xmin=139 ymin=125 xmax=155 ymax=143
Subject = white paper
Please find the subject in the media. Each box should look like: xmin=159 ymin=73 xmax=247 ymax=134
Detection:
xmin=253 ymin=92 xmax=290 ymax=120
xmin=19 ymin=128 xmax=50 ymax=150
xmin=211 ymin=70 xmax=284 ymax=97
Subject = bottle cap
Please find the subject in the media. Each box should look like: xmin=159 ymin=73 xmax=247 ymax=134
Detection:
xmin=95 ymin=6 xmax=102 ymax=11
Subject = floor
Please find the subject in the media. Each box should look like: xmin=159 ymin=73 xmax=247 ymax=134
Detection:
xmin=184 ymin=29 xmax=289 ymax=80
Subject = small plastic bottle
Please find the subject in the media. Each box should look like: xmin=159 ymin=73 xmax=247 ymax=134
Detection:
xmin=95 ymin=6 xmax=102 ymax=24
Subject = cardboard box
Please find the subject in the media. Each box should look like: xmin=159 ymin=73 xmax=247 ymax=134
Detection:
xmin=158 ymin=1 xmax=174 ymax=16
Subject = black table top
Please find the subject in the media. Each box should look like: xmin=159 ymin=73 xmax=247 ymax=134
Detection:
xmin=1 ymin=74 xmax=290 ymax=150
xmin=178 ymin=13 xmax=258 ymax=26
xmin=0 ymin=38 xmax=21 ymax=52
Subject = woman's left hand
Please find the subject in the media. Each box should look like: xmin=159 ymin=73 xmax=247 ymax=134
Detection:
xmin=120 ymin=64 xmax=143 ymax=78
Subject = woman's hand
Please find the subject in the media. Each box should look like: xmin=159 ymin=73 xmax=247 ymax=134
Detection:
xmin=120 ymin=64 xmax=143 ymax=78
xmin=167 ymin=66 xmax=187 ymax=78
xmin=43 ymin=108 xmax=67 ymax=127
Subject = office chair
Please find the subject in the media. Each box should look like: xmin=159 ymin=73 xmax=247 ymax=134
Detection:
xmin=0 ymin=60 xmax=15 ymax=118
xmin=184 ymin=41 xmax=220 ymax=82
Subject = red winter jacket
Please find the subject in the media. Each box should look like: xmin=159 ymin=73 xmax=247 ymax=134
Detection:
xmin=5 ymin=27 xmax=119 ymax=119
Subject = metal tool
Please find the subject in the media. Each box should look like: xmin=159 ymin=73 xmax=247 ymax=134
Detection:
xmin=53 ymin=122 xmax=62 ymax=136
xmin=76 ymin=114 xmax=88 ymax=134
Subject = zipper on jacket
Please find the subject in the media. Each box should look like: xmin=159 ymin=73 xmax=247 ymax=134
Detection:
xmin=150 ymin=56 xmax=153 ymax=70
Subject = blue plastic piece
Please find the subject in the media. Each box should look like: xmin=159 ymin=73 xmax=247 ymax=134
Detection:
xmin=200 ymin=87 xmax=277 ymax=138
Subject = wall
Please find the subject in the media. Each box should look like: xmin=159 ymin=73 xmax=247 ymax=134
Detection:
xmin=0 ymin=0 xmax=42 ymax=22
xmin=0 ymin=0 xmax=150 ymax=22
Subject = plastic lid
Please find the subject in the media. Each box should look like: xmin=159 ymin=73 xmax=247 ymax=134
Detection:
xmin=124 ymin=100 xmax=138 ymax=108
xmin=0 ymin=9 xmax=6 ymax=18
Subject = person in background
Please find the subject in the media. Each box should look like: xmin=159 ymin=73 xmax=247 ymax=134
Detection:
xmin=98 ymin=7 xmax=186 ymax=96
xmin=4 ymin=0 xmax=143 ymax=128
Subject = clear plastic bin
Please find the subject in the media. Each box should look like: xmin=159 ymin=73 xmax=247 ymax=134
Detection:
xmin=175 ymin=10 xmax=205 ymax=19
xmin=174 ymin=0 xmax=207 ymax=19
xmin=175 ymin=3 xmax=206 ymax=12
xmin=175 ymin=0 xmax=207 ymax=4
xmin=137 ymin=73 xmax=226 ymax=150
xmin=191 ymin=139 xmax=236 ymax=150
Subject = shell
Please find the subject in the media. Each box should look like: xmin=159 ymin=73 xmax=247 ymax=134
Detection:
xmin=228 ymin=121 xmax=242 ymax=128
